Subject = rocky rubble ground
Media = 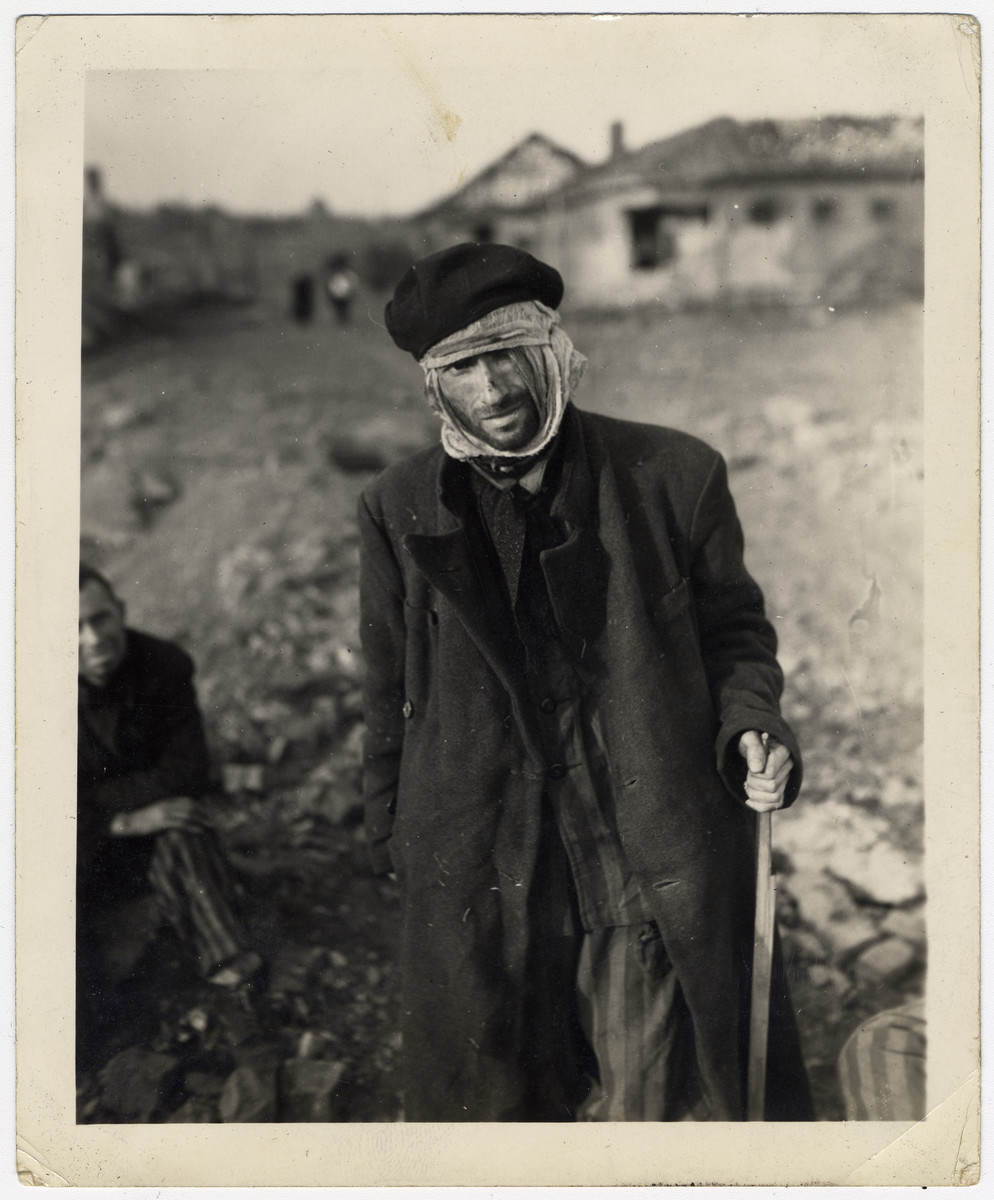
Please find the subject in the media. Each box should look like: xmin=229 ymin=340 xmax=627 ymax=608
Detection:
xmin=78 ymin=408 xmax=414 ymax=1123
xmin=76 ymin=300 xmax=925 ymax=1122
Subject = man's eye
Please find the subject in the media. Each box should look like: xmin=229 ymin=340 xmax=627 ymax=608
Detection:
xmin=450 ymin=356 xmax=477 ymax=372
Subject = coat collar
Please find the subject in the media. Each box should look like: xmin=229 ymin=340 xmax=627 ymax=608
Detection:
xmin=427 ymin=403 xmax=597 ymax=532
xmin=401 ymin=406 xmax=610 ymax=717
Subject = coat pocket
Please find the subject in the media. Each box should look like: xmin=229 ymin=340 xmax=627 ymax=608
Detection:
xmin=402 ymin=599 xmax=438 ymax=709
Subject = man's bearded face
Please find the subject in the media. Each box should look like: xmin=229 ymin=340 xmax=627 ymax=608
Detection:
xmin=436 ymin=349 xmax=540 ymax=452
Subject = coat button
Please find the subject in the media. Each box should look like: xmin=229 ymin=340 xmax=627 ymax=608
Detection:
xmin=402 ymin=700 xmax=414 ymax=719
xmin=546 ymin=763 xmax=566 ymax=780
xmin=539 ymin=696 xmax=556 ymax=714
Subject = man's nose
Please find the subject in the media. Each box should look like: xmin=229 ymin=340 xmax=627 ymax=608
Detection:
xmin=477 ymin=359 xmax=507 ymax=397
xmin=79 ymin=621 xmax=100 ymax=647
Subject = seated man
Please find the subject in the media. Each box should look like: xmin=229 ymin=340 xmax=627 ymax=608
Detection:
xmin=76 ymin=562 xmax=261 ymax=1045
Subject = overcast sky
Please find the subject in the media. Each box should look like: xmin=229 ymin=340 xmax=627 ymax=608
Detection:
xmin=84 ymin=15 xmax=927 ymax=218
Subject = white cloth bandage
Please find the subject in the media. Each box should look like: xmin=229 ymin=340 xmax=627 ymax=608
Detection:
xmin=421 ymin=301 xmax=586 ymax=461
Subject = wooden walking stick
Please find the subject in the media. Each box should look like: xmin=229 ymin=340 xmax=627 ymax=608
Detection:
xmin=747 ymin=805 xmax=776 ymax=1120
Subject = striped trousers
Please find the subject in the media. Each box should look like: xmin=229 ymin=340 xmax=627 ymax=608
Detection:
xmin=837 ymin=1000 xmax=926 ymax=1121
xmin=575 ymin=923 xmax=705 ymax=1121
xmin=145 ymin=829 xmax=250 ymax=977
xmin=522 ymin=806 xmax=705 ymax=1122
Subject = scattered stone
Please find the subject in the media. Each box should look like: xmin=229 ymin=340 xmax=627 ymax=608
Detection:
xmin=269 ymin=945 xmax=327 ymax=995
xmin=806 ymin=964 xmax=852 ymax=994
xmin=97 ymin=1047 xmax=180 ymax=1123
xmin=281 ymin=1058 xmax=347 ymax=1121
xmin=321 ymin=785 xmax=363 ymax=826
xmin=297 ymin=1030 xmax=331 ymax=1059
xmin=222 ymin=763 xmax=267 ymax=794
xmin=233 ymin=1040 xmax=282 ymax=1071
xmin=212 ymin=993 xmax=265 ymax=1049
xmin=268 ymin=736 xmax=289 ymax=764
xmin=339 ymin=721 xmax=365 ymax=762
xmin=219 ymin=1064 xmax=279 ymax=1122
xmin=881 ymin=776 xmax=922 ymax=809
xmin=792 ymin=871 xmax=857 ymax=929
xmin=776 ymin=798 xmax=892 ymax=883
xmin=339 ymin=688 xmax=364 ymax=722
xmin=774 ymin=888 xmax=800 ymax=929
xmin=184 ymin=1071 xmax=225 ymax=1099
xmin=334 ymin=643 xmax=362 ymax=680
xmin=128 ymin=467 xmax=180 ymax=528
xmin=881 ymin=907 xmax=926 ymax=946
xmin=762 ymin=394 xmax=813 ymax=430
xmin=329 ymin=951 xmax=348 ymax=969
xmin=166 ymin=1097 xmax=217 ymax=1123
xmin=182 ymin=1008 xmax=211 ymax=1035
xmin=823 ymin=915 xmax=881 ymax=960
xmin=854 ymin=936 xmax=918 ymax=985
xmin=80 ymin=458 xmax=147 ymax=535
xmin=101 ymin=399 xmax=150 ymax=432
xmin=326 ymin=417 xmax=427 ymax=474
xmin=216 ymin=544 xmax=277 ymax=614
xmin=784 ymin=928 xmax=828 ymax=963
xmin=830 ymin=843 xmax=924 ymax=906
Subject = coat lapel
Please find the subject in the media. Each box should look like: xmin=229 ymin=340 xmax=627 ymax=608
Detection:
xmin=540 ymin=408 xmax=611 ymax=652
xmin=400 ymin=466 xmax=543 ymax=759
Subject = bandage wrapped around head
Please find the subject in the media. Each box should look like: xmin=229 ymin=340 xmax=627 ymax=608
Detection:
xmin=420 ymin=300 xmax=585 ymax=461
xmin=384 ymin=243 xmax=586 ymax=460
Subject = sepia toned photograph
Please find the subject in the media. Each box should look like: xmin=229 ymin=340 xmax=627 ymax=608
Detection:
xmin=15 ymin=12 xmax=979 ymax=1188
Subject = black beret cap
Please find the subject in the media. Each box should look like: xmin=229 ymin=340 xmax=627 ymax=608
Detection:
xmin=384 ymin=242 xmax=564 ymax=360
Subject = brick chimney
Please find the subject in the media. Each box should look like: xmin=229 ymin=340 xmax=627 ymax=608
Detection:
xmin=610 ymin=121 xmax=625 ymax=159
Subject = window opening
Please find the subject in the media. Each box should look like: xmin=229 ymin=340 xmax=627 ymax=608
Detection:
xmin=748 ymin=197 xmax=781 ymax=226
xmin=626 ymin=203 xmax=708 ymax=271
xmin=812 ymin=197 xmax=838 ymax=223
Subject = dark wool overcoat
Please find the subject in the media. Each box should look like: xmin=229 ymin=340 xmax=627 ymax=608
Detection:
xmin=358 ymin=404 xmax=812 ymax=1122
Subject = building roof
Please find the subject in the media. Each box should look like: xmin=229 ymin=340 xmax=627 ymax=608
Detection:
xmin=417 ymin=132 xmax=589 ymax=219
xmin=559 ymin=115 xmax=924 ymax=201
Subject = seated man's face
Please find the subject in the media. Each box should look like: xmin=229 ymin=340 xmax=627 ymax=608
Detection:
xmin=437 ymin=349 xmax=540 ymax=452
xmin=78 ymin=580 xmax=128 ymax=687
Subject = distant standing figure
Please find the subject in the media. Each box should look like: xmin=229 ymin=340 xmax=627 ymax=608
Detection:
xmin=324 ymin=254 xmax=358 ymax=326
xmin=291 ymin=274 xmax=316 ymax=324
xmin=76 ymin=563 xmax=262 ymax=1044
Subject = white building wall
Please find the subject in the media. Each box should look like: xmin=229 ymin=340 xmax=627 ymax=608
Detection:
xmin=538 ymin=178 xmax=922 ymax=309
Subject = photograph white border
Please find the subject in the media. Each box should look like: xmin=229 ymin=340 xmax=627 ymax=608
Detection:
xmin=13 ymin=11 xmax=981 ymax=1188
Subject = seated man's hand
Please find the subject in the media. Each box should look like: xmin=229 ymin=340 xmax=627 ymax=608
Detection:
xmin=109 ymin=797 xmax=208 ymax=837
xmin=737 ymin=731 xmax=793 ymax=813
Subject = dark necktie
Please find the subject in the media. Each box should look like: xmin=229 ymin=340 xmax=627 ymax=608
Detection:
xmin=485 ymin=485 xmax=533 ymax=604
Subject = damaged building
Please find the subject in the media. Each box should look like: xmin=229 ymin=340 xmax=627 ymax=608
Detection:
xmin=415 ymin=116 xmax=924 ymax=310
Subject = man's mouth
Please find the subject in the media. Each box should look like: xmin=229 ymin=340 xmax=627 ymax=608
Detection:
xmin=479 ymin=394 xmax=530 ymax=422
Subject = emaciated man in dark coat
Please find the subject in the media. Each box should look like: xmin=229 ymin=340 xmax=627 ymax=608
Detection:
xmin=77 ymin=563 xmax=261 ymax=1042
xmin=358 ymin=244 xmax=813 ymax=1122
